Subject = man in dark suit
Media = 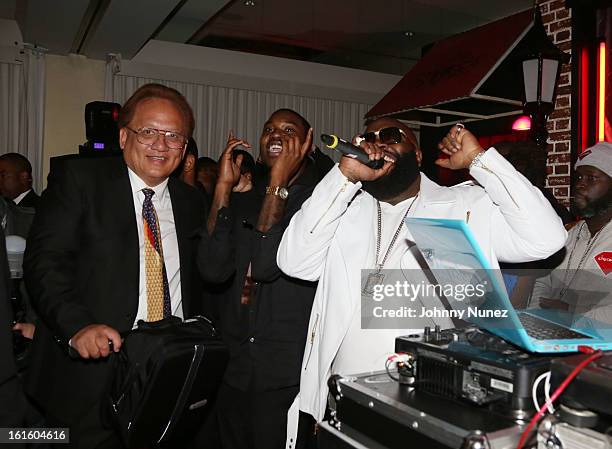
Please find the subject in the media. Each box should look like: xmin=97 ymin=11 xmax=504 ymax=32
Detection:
xmin=0 ymin=153 xmax=40 ymax=210
xmin=23 ymin=83 xmax=207 ymax=449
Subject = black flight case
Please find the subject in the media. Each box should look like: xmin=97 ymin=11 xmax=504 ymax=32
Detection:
xmin=319 ymin=372 xmax=523 ymax=449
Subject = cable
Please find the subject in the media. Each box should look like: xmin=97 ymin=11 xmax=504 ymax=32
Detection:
xmin=532 ymin=372 xmax=547 ymax=412
xmin=385 ymin=359 xmax=400 ymax=382
xmin=516 ymin=346 xmax=603 ymax=449
xmin=385 ymin=353 xmax=414 ymax=382
xmin=532 ymin=372 xmax=554 ymax=414
xmin=544 ymin=372 xmax=553 ymax=414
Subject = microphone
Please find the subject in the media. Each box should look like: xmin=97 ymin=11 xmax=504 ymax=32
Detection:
xmin=321 ymin=134 xmax=384 ymax=169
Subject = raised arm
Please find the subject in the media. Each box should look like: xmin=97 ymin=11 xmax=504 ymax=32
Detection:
xmin=251 ymin=129 xmax=312 ymax=281
xmin=277 ymin=140 xmax=392 ymax=281
xmin=438 ymin=125 xmax=567 ymax=262
xmin=198 ymin=133 xmax=250 ymax=283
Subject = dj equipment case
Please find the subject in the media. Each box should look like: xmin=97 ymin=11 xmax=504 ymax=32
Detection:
xmin=321 ymin=372 xmax=523 ymax=449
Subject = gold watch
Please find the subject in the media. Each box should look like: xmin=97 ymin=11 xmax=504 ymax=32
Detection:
xmin=265 ymin=186 xmax=289 ymax=199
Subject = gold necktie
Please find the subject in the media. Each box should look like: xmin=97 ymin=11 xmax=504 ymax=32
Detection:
xmin=142 ymin=188 xmax=171 ymax=321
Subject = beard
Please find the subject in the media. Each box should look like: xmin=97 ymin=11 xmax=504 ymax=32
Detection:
xmin=570 ymin=191 xmax=612 ymax=218
xmin=362 ymin=150 xmax=420 ymax=202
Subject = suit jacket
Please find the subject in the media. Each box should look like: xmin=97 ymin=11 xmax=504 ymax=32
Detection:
xmin=18 ymin=190 xmax=40 ymax=210
xmin=23 ymin=156 xmax=207 ymax=423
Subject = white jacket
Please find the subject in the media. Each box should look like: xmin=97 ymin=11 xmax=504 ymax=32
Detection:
xmin=277 ymin=148 xmax=567 ymax=446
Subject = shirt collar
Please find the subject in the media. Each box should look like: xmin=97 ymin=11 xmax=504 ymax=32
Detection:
xmin=13 ymin=189 xmax=31 ymax=205
xmin=127 ymin=167 xmax=169 ymax=199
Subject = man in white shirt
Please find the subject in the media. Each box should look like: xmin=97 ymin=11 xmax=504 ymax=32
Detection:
xmin=532 ymin=142 xmax=612 ymax=323
xmin=23 ymin=83 xmax=207 ymax=449
xmin=277 ymin=118 xmax=567 ymax=439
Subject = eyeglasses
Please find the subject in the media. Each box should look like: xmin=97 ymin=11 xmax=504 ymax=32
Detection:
xmin=125 ymin=126 xmax=187 ymax=150
xmin=360 ymin=127 xmax=407 ymax=145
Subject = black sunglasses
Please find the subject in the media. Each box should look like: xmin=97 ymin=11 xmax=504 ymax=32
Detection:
xmin=360 ymin=127 xmax=407 ymax=145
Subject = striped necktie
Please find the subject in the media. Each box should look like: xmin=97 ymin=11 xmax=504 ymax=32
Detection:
xmin=142 ymin=188 xmax=171 ymax=321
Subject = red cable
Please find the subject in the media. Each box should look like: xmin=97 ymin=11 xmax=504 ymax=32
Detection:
xmin=516 ymin=347 xmax=603 ymax=449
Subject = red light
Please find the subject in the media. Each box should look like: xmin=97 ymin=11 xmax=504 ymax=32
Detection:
xmin=512 ymin=115 xmax=532 ymax=131
xmin=597 ymin=41 xmax=606 ymax=142
xmin=112 ymin=106 xmax=120 ymax=122
xmin=580 ymin=47 xmax=589 ymax=152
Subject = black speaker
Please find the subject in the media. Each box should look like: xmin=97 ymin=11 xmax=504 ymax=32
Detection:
xmin=85 ymin=101 xmax=121 ymax=142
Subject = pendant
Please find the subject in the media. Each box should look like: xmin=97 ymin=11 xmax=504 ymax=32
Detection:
xmin=363 ymin=271 xmax=385 ymax=294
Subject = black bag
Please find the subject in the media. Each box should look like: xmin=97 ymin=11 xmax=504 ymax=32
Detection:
xmin=108 ymin=315 xmax=228 ymax=448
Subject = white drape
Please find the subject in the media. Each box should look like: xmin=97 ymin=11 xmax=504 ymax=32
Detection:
xmin=0 ymin=61 xmax=22 ymax=158
xmin=108 ymin=73 xmax=372 ymax=161
xmin=104 ymin=53 xmax=121 ymax=102
xmin=0 ymin=45 xmax=46 ymax=192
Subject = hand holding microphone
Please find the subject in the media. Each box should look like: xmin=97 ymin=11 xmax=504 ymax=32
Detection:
xmin=321 ymin=134 xmax=385 ymax=169
xmin=320 ymin=133 xmax=394 ymax=183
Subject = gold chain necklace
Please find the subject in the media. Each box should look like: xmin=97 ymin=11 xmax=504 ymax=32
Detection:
xmin=559 ymin=221 xmax=609 ymax=299
xmin=363 ymin=195 xmax=419 ymax=294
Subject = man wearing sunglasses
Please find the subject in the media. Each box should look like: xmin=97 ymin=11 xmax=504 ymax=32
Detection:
xmin=278 ymin=117 xmax=567 ymax=442
xmin=23 ymin=84 xmax=207 ymax=448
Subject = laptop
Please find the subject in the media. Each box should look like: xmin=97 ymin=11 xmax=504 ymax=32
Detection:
xmin=404 ymin=217 xmax=612 ymax=353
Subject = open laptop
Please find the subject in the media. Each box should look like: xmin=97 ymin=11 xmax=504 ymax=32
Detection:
xmin=404 ymin=217 xmax=612 ymax=353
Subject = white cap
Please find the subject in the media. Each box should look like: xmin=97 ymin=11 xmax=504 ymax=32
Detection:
xmin=575 ymin=142 xmax=612 ymax=177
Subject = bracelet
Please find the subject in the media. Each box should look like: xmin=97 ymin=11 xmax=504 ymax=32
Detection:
xmin=468 ymin=151 xmax=486 ymax=170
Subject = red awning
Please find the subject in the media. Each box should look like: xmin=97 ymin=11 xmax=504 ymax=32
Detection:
xmin=366 ymin=9 xmax=536 ymax=127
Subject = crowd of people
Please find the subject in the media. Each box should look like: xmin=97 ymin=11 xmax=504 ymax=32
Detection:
xmin=1 ymin=82 xmax=610 ymax=449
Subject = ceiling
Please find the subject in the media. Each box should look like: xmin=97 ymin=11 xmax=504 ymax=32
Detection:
xmin=3 ymin=0 xmax=533 ymax=75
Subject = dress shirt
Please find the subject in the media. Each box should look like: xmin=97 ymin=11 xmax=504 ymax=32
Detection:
xmin=128 ymin=168 xmax=183 ymax=325
xmin=13 ymin=189 xmax=31 ymax=205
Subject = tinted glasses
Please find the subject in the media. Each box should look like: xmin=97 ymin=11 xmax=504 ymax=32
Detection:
xmin=125 ymin=126 xmax=187 ymax=150
xmin=360 ymin=127 xmax=407 ymax=145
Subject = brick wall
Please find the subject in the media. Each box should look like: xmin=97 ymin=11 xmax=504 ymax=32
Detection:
xmin=539 ymin=0 xmax=572 ymax=205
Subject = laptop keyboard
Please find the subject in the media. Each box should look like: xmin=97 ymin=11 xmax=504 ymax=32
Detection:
xmin=518 ymin=313 xmax=592 ymax=340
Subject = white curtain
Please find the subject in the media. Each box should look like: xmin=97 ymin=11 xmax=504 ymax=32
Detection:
xmin=108 ymin=73 xmax=372 ymax=161
xmin=0 ymin=61 xmax=22 ymax=158
xmin=0 ymin=45 xmax=46 ymax=192
xmin=104 ymin=53 xmax=121 ymax=102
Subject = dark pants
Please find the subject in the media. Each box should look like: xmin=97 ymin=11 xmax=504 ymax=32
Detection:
xmin=0 ymin=376 xmax=27 ymax=449
xmin=216 ymin=383 xmax=300 ymax=449
xmin=47 ymin=403 xmax=123 ymax=449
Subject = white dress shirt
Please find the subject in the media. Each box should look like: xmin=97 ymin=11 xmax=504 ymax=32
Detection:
xmin=127 ymin=168 xmax=183 ymax=326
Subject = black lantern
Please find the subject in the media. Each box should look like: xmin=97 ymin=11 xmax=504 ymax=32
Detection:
xmin=521 ymin=7 xmax=570 ymax=149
